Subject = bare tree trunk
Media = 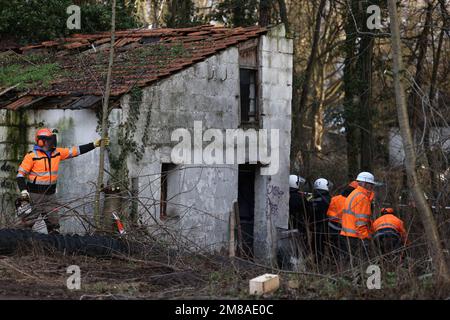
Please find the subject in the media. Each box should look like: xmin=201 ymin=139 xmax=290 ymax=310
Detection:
xmin=358 ymin=31 xmax=374 ymax=172
xmin=342 ymin=0 xmax=361 ymax=178
xmin=312 ymin=54 xmax=327 ymax=152
xmin=438 ymin=0 xmax=450 ymax=38
xmin=425 ymin=25 xmax=445 ymax=199
xmin=94 ymin=0 xmax=116 ymax=229
xmin=314 ymin=79 xmax=326 ymax=152
xmin=291 ymin=0 xmax=327 ymax=172
xmin=388 ymin=0 xmax=450 ymax=283
xmin=145 ymin=0 xmax=152 ymax=26
xmin=408 ymin=1 xmax=433 ymax=131
xmin=259 ymin=0 xmax=272 ymax=27
xmin=152 ymin=0 xmax=159 ymax=28
xmin=277 ymin=0 xmax=290 ymax=34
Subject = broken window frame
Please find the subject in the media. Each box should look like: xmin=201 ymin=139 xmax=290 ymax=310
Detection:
xmin=238 ymin=39 xmax=259 ymax=127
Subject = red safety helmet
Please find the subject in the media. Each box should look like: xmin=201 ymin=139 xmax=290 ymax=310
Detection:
xmin=381 ymin=207 xmax=394 ymax=215
xmin=35 ymin=128 xmax=57 ymax=148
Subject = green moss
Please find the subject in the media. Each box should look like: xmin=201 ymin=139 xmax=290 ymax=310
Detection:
xmin=4 ymin=110 xmax=29 ymax=161
xmin=130 ymin=42 xmax=191 ymax=67
xmin=2 ymin=111 xmax=29 ymax=205
xmin=107 ymin=87 xmax=144 ymax=187
xmin=0 ymin=51 xmax=68 ymax=90
xmin=0 ymin=52 xmax=51 ymax=65
xmin=0 ymin=63 xmax=63 ymax=90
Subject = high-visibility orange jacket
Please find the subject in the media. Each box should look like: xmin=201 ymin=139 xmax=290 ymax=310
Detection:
xmin=327 ymin=195 xmax=346 ymax=225
xmin=340 ymin=185 xmax=375 ymax=239
xmin=17 ymin=144 xmax=94 ymax=194
xmin=373 ymin=214 xmax=407 ymax=243
xmin=327 ymin=181 xmax=359 ymax=226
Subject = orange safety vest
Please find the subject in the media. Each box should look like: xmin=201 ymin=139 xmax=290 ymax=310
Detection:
xmin=17 ymin=146 xmax=80 ymax=187
xmin=327 ymin=181 xmax=359 ymax=227
xmin=327 ymin=195 xmax=346 ymax=224
xmin=373 ymin=214 xmax=407 ymax=243
xmin=340 ymin=185 xmax=374 ymax=239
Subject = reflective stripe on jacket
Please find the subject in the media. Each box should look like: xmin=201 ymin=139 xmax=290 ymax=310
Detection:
xmin=340 ymin=185 xmax=374 ymax=239
xmin=17 ymin=146 xmax=81 ymax=186
xmin=373 ymin=214 xmax=406 ymax=243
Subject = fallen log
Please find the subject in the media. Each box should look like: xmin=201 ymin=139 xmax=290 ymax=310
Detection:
xmin=0 ymin=229 xmax=133 ymax=257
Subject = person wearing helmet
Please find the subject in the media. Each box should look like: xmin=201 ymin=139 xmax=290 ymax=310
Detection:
xmin=340 ymin=172 xmax=378 ymax=264
xmin=308 ymin=178 xmax=331 ymax=265
xmin=16 ymin=128 xmax=109 ymax=234
xmin=326 ymin=180 xmax=359 ymax=265
xmin=373 ymin=208 xmax=407 ymax=255
xmin=288 ymin=175 xmax=310 ymax=250
xmin=289 ymin=174 xmax=306 ymax=190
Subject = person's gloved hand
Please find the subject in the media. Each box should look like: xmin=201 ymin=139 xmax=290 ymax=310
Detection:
xmin=20 ymin=190 xmax=30 ymax=201
xmin=94 ymin=137 xmax=110 ymax=148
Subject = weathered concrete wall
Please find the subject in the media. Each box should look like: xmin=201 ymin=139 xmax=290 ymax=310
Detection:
xmin=121 ymin=47 xmax=241 ymax=252
xmin=252 ymin=25 xmax=293 ymax=263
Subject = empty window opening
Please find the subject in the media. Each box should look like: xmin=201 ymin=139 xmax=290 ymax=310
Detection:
xmin=240 ymin=68 xmax=258 ymax=124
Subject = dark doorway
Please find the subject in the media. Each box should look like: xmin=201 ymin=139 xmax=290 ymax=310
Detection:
xmin=238 ymin=164 xmax=256 ymax=258
xmin=160 ymin=163 xmax=177 ymax=220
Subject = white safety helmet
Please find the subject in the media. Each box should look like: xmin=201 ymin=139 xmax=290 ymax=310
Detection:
xmin=289 ymin=175 xmax=306 ymax=189
xmin=313 ymin=178 xmax=329 ymax=191
xmin=356 ymin=171 xmax=376 ymax=185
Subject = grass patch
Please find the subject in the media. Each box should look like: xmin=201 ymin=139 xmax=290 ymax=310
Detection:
xmin=0 ymin=63 xmax=62 ymax=90
xmin=0 ymin=51 xmax=67 ymax=90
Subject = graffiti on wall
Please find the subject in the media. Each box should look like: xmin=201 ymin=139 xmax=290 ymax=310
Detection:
xmin=266 ymin=184 xmax=284 ymax=216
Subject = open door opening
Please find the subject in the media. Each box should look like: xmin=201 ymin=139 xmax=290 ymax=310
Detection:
xmin=238 ymin=164 xmax=256 ymax=258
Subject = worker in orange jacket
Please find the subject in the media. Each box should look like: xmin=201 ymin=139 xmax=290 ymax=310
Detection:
xmin=373 ymin=208 xmax=407 ymax=254
xmin=326 ymin=180 xmax=359 ymax=261
xmin=340 ymin=172 xmax=377 ymax=262
xmin=16 ymin=128 xmax=109 ymax=233
xmin=327 ymin=180 xmax=359 ymax=233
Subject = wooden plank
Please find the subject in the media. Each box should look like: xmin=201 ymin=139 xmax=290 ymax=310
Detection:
xmin=233 ymin=201 xmax=243 ymax=256
xmin=0 ymin=84 xmax=19 ymax=97
xmin=4 ymin=96 xmax=34 ymax=110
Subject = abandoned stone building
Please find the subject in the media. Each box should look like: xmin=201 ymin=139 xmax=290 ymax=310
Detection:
xmin=0 ymin=24 xmax=293 ymax=262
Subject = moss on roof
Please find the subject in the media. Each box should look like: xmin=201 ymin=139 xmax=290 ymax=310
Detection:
xmin=0 ymin=52 xmax=67 ymax=90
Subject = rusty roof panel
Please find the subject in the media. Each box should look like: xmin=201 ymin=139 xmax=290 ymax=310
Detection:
xmin=4 ymin=96 xmax=34 ymax=110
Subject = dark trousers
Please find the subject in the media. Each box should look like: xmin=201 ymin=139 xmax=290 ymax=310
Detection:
xmin=327 ymin=222 xmax=343 ymax=261
xmin=374 ymin=228 xmax=402 ymax=255
xmin=19 ymin=193 xmax=60 ymax=233
xmin=340 ymin=236 xmax=371 ymax=268
xmin=311 ymin=222 xmax=327 ymax=266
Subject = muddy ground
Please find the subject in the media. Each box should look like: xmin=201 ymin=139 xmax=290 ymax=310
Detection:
xmin=1 ymin=250 xmax=449 ymax=300
xmin=0 ymin=251 xmax=272 ymax=300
